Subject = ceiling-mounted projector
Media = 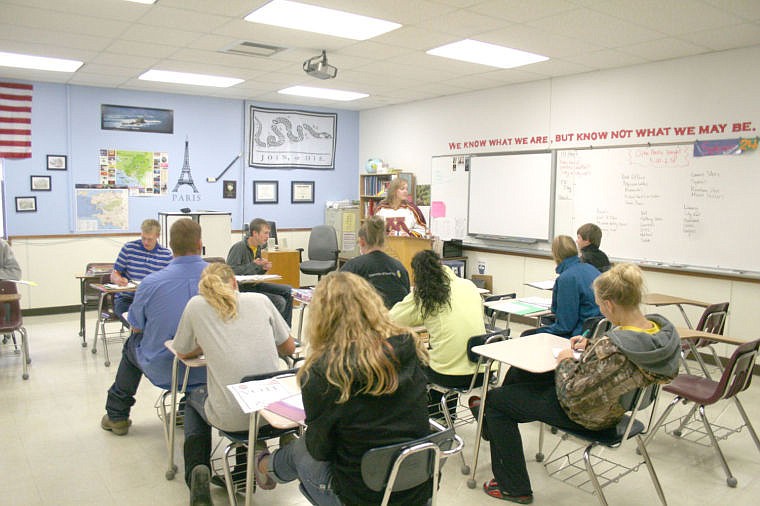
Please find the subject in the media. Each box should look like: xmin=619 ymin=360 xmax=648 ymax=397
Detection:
xmin=303 ymin=50 xmax=337 ymax=79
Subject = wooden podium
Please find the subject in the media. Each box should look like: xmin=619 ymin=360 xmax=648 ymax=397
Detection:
xmin=262 ymin=250 xmax=301 ymax=287
xmin=384 ymin=236 xmax=432 ymax=284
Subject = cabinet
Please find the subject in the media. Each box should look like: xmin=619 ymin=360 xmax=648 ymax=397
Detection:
xmin=359 ymin=172 xmax=415 ymax=221
xmin=325 ymin=206 xmax=361 ymax=259
xmin=158 ymin=211 xmax=231 ymax=259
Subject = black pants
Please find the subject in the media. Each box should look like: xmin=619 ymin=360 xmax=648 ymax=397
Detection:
xmin=484 ymin=368 xmax=586 ymax=496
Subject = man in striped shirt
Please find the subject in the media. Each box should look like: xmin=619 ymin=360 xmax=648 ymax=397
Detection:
xmin=111 ymin=219 xmax=172 ymax=322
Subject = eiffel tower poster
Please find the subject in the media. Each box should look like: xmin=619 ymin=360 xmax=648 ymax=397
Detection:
xmin=173 ymin=137 xmax=199 ymax=193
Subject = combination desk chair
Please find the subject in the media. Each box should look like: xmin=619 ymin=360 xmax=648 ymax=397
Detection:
xmin=482 ymin=292 xmax=516 ymax=332
xmin=360 ymin=418 xmax=464 ymax=506
xmin=90 ymin=274 xmax=130 ymax=367
xmin=210 ymin=368 xmax=301 ymax=506
xmin=0 ymin=280 xmax=31 ymax=380
xmin=681 ymin=302 xmax=729 ymax=376
xmin=536 ymin=385 xmax=667 ymax=506
xmin=297 ymin=225 xmax=340 ymax=281
xmin=79 ymin=262 xmax=114 ymax=347
xmin=643 ymin=338 xmax=760 ymax=488
xmin=426 ymin=330 xmax=508 ymax=475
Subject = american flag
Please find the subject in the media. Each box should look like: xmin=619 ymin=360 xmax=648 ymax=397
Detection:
xmin=0 ymin=82 xmax=32 ymax=159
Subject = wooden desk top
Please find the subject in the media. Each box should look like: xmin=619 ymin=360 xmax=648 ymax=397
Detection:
xmin=260 ymin=374 xmax=303 ymax=428
xmin=643 ymin=293 xmax=710 ymax=308
xmin=0 ymin=293 xmax=21 ymax=302
xmin=164 ymin=340 xmax=207 ymax=368
xmin=89 ymin=282 xmax=138 ymax=294
xmin=675 ymin=327 xmax=748 ymax=346
xmin=472 ymin=333 xmax=570 ymax=373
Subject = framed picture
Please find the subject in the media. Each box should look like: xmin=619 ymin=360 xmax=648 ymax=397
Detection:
xmin=291 ymin=181 xmax=315 ymax=203
xmin=101 ymin=104 xmax=174 ymax=134
xmin=253 ymin=180 xmax=278 ymax=204
xmin=15 ymin=196 xmax=37 ymax=213
xmin=47 ymin=154 xmax=67 ymax=170
xmin=30 ymin=175 xmax=51 ymax=191
xmin=222 ymin=180 xmax=236 ymax=199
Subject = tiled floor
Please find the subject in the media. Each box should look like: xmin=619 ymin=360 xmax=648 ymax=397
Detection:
xmin=1 ymin=312 xmax=759 ymax=505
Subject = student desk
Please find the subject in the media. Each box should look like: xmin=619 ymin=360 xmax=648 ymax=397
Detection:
xmin=163 ymin=340 xmax=207 ymax=481
xmin=483 ymin=297 xmax=552 ymax=334
xmin=88 ymin=283 xmax=136 ymax=362
xmin=75 ymin=264 xmax=113 ymax=347
xmin=467 ymin=333 xmax=570 ymax=489
xmin=676 ymin=326 xmax=747 ymax=380
xmin=643 ymin=293 xmax=710 ymax=329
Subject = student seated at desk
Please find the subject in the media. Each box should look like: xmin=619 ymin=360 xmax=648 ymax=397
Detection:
xmin=480 ymin=263 xmax=680 ymax=504
xmin=172 ymin=263 xmax=295 ymax=506
xmin=226 ymin=218 xmax=293 ymax=325
xmin=525 ymin=235 xmax=602 ymax=338
xmin=255 ymin=272 xmax=431 ymax=506
xmin=576 ymin=222 xmax=611 ymax=273
xmin=340 ymin=216 xmax=410 ymax=308
xmin=389 ymin=249 xmax=486 ymax=415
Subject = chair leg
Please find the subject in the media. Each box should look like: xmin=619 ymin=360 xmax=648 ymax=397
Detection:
xmin=20 ymin=328 xmax=30 ymax=380
xmin=223 ymin=441 xmax=243 ymax=506
xmin=642 ymin=395 xmax=680 ymax=447
xmin=635 ymin=435 xmax=668 ymax=505
xmin=536 ymin=423 xmax=545 ymax=462
xmin=697 ymin=405 xmax=737 ymax=487
xmin=731 ymin=397 xmax=760 ymax=453
xmin=581 ymin=444 xmax=609 ymax=506
xmin=102 ymin=322 xmax=111 ymax=367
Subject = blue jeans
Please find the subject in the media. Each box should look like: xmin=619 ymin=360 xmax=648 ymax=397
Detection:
xmin=270 ymin=437 xmax=342 ymax=506
xmin=243 ymin=282 xmax=293 ymax=325
xmin=184 ymin=387 xmax=212 ymax=486
xmin=113 ymin=293 xmax=133 ymax=326
xmin=105 ymin=332 xmax=144 ymax=420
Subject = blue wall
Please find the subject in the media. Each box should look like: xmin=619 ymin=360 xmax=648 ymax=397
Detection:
xmin=2 ymin=82 xmax=359 ymax=234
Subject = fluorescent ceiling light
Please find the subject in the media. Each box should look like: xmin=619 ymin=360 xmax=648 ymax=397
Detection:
xmin=245 ymin=0 xmax=400 ymax=40
xmin=123 ymin=0 xmax=157 ymax=4
xmin=279 ymin=86 xmax=368 ymax=102
xmin=0 ymin=51 xmax=83 ymax=72
xmin=427 ymin=39 xmax=548 ymax=69
xmin=139 ymin=69 xmax=243 ymax=88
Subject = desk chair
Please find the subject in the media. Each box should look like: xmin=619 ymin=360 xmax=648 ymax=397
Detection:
xmin=361 ymin=419 xmax=464 ymax=506
xmin=427 ymin=330 xmax=508 ymax=475
xmin=482 ymin=293 xmax=516 ymax=332
xmin=211 ymin=368 xmax=301 ymax=506
xmin=536 ymin=385 xmax=667 ymax=506
xmin=80 ymin=262 xmax=114 ymax=347
xmin=297 ymin=225 xmax=340 ymax=281
xmin=681 ymin=302 xmax=729 ymax=376
xmin=643 ymin=338 xmax=760 ymax=488
xmin=0 ymin=281 xmax=30 ymax=380
xmin=90 ymin=274 xmax=129 ymax=367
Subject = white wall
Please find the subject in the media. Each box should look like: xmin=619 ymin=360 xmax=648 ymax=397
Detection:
xmin=10 ymin=229 xmax=313 ymax=310
xmin=360 ymin=45 xmax=760 ymax=346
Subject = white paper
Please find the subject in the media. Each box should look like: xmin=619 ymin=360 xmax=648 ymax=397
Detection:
xmin=525 ymin=279 xmax=555 ymax=290
xmin=235 ymin=274 xmax=281 ymax=284
xmin=227 ymin=377 xmax=294 ymax=414
xmin=518 ymin=296 xmax=552 ymax=308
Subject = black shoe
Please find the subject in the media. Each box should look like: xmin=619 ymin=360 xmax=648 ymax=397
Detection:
xmin=468 ymin=396 xmax=489 ymax=441
xmin=190 ymin=465 xmax=213 ymax=506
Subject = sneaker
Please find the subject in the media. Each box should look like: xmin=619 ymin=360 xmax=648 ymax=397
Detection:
xmin=190 ymin=465 xmax=213 ymax=506
xmin=483 ymin=479 xmax=533 ymax=504
xmin=253 ymin=449 xmax=277 ymax=490
xmin=101 ymin=414 xmax=131 ymax=436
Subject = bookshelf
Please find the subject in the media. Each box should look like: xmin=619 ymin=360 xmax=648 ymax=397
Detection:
xmin=359 ymin=172 xmax=415 ymax=221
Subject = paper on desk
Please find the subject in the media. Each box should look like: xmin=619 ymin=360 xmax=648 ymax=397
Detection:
xmin=235 ymin=274 xmax=281 ymax=284
xmin=552 ymin=347 xmax=581 ymax=360
xmin=525 ymin=279 xmax=555 ymax=290
xmin=266 ymin=394 xmax=306 ymax=422
xmin=518 ymin=296 xmax=551 ymax=308
xmin=227 ymin=377 xmax=295 ymax=414
xmin=8 ymin=279 xmax=38 ymax=286
xmin=104 ymin=282 xmax=136 ymax=289
xmin=486 ymin=299 xmax=547 ymax=315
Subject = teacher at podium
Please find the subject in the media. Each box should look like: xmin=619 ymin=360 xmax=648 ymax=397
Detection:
xmin=374 ymin=177 xmax=427 ymax=237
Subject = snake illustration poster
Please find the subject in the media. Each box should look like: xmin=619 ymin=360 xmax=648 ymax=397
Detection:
xmin=248 ymin=106 xmax=336 ymax=169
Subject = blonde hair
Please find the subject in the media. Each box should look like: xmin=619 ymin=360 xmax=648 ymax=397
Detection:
xmin=359 ymin=216 xmax=385 ymax=248
xmin=198 ymin=263 xmax=238 ymax=322
xmin=382 ymin=177 xmax=407 ymax=209
xmin=552 ymin=235 xmax=578 ymax=264
xmin=298 ymin=272 xmax=428 ymax=403
xmin=593 ymin=263 xmax=645 ymax=307
xmin=141 ymin=218 xmax=160 ymax=235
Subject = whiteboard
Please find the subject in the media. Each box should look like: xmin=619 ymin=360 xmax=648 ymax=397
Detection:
xmin=468 ymin=153 xmax=553 ymax=241
xmin=554 ymin=145 xmax=760 ymax=273
xmin=430 ymin=156 xmax=470 ymax=241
